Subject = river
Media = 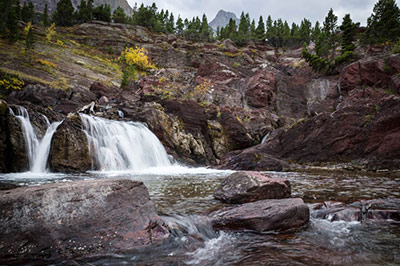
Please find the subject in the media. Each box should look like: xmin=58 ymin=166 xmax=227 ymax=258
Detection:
xmin=1 ymin=169 xmax=399 ymax=265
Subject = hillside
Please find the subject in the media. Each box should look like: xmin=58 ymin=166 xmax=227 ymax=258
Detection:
xmin=0 ymin=20 xmax=399 ymax=174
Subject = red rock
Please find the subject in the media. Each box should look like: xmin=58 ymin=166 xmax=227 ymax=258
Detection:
xmin=0 ymin=179 xmax=169 ymax=263
xmin=221 ymin=92 xmax=400 ymax=171
xmin=212 ymin=198 xmax=309 ymax=233
xmin=245 ymin=70 xmax=275 ymax=108
xmin=214 ymin=171 xmax=291 ymax=203
xmin=340 ymin=55 xmax=400 ymax=92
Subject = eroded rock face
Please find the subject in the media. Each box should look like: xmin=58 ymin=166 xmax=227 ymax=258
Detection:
xmin=221 ymin=92 xmax=400 ymax=171
xmin=212 ymin=198 xmax=309 ymax=233
xmin=49 ymin=114 xmax=91 ymax=173
xmin=214 ymin=171 xmax=291 ymax=203
xmin=0 ymin=179 xmax=170 ymax=263
xmin=340 ymin=54 xmax=400 ymax=92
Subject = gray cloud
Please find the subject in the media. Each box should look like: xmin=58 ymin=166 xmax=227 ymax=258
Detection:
xmin=127 ymin=0 xmax=400 ymax=26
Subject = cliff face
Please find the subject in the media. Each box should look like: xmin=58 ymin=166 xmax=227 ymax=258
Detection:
xmin=23 ymin=0 xmax=133 ymax=16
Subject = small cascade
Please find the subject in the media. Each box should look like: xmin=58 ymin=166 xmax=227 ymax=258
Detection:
xmin=261 ymin=132 xmax=270 ymax=144
xmin=79 ymin=114 xmax=173 ymax=171
xmin=14 ymin=106 xmax=61 ymax=173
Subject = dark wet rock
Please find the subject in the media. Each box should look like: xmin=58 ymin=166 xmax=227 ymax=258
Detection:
xmin=212 ymin=198 xmax=309 ymax=233
xmin=218 ymin=109 xmax=258 ymax=151
xmin=0 ymin=182 xmax=20 ymax=190
xmin=49 ymin=114 xmax=91 ymax=173
xmin=220 ymin=150 xmax=289 ymax=171
xmin=311 ymin=201 xmax=400 ymax=223
xmin=214 ymin=171 xmax=291 ymax=203
xmin=89 ymin=81 xmax=119 ymax=99
xmin=6 ymin=84 xmax=70 ymax=107
xmin=5 ymin=114 xmax=29 ymax=172
xmin=0 ymin=179 xmax=170 ymax=263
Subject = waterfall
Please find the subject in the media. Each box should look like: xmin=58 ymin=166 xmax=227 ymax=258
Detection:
xmin=79 ymin=114 xmax=173 ymax=171
xmin=14 ymin=106 xmax=61 ymax=173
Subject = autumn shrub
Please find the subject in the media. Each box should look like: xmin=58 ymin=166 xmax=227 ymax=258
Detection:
xmin=45 ymin=23 xmax=56 ymax=43
xmin=0 ymin=74 xmax=24 ymax=91
xmin=118 ymin=47 xmax=156 ymax=71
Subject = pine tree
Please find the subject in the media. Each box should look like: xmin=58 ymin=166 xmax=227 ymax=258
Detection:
xmin=299 ymin=18 xmax=312 ymax=44
xmin=340 ymin=14 xmax=358 ymax=53
xmin=255 ymin=16 xmax=265 ymax=41
xmin=236 ymin=12 xmax=250 ymax=46
xmin=53 ymin=0 xmax=75 ymax=26
xmin=249 ymin=19 xmax=255 ymax=40
xmin=265 ymin=15 xmax=274 ymax=44
xmin=290 ymin=22 xmax=300 ymax=46
xmin=25 ymin=23 xmax=34 ymax=50
xmin=21 ymin=2 xmax=29 ymax=22
xmin=93 ymin=4 xmax=111 ymax=22
xmin=112 ymin=7 xmax=127 ymax=24
xmin=200 ymin=14 xmax=211 ymax=41
xmin=176 ymin=16 xmax=184 ymax=35
xmin=364 ymin=0 xmax=400 ymax=44
xmin=311 ymin=21 xmax=321 ymax=42
xmin=6 ymin=3 xmax=19 ymax=42
xmin=166 ymin=13 xmax=174 ymax=34
xmin=323 ymin=8 xmax=338 ymax=50
xmin=27 ymin=1 xmax=34 ymax=21
xmin=41 ymin=1 xmax=49 ymax=26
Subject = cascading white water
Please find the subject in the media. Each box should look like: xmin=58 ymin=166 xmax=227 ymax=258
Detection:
xmin=31 ymin=120 xmax=62 ymax=173
xmin=79 ymin=113 xmax=173 ymax=171
xmin=14 ymin=106 xmax=61 ymax=173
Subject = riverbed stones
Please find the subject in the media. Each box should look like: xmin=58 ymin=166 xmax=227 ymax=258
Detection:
xmin=0 ymin=179 xmax=170 ymax=263
xmin=212 ymin=198 xmax=309 ymax=233
xmin=214 ymin=171 xmax=291 ymax=203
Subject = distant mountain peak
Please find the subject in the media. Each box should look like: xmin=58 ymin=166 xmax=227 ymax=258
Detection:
xmin=209 ymin=9 xmax=239 ymax=30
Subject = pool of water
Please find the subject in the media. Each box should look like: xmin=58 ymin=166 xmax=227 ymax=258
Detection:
xmin=1 ymin=169 xmax=399 ymax=265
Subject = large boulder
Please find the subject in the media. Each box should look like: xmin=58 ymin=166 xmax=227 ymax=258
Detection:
xmin=212 ymin=198 xmax=309 ymax=233
xmin=49 ymin=114 xmax=91 ymax=172
xmin=0 ymin=179 xmax=170 ymax=263
xmin=214 ymin=171 xmax=291 ymax=203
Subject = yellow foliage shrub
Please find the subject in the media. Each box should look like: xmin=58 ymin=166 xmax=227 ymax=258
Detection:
xmin=24 ymin=22 xmax=32 ymax=36
xmin=46 ymin=23 xmax=56 ymax=43
xmin=193 ymin=80 xmax=211 ymax=96
xmin=224 ymin=51 xmax=243 ymax=58
xmin=37 ymin=59 xmax=57 ymax=68
xmin=119 ymin=47 xmax=156 ymax=71
xmin=0 ymin=77 xmax=24 ymax=90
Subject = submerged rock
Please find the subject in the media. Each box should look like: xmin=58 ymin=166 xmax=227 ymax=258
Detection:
xmin=212 ymin=198 xmax=309 ymax=233
xmin=0 ymin=179 xmax=170 ymax=263
xmin=311 ymin=200 xmax=400 ymax=223
xmin=214 ymin=171 xmax=291 ymax=203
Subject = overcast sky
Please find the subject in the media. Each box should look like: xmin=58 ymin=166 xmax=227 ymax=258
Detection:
xmin=127 ymin=0 xmax=400 ymax=26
